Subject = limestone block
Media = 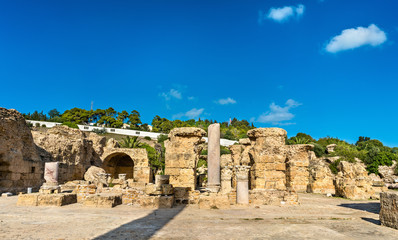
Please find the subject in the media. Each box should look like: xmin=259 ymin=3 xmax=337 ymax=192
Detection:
xmin=161 ymin=184 xmax=174 ymax=195
xmin=37 ymin=193 xmax=77 ymax=206
xmin=83 ymin=194 xmax=122 ymax=208
xmin=139 ymin=195 xmax=174 ymax=208
xmin=17 ymin=193 xmax=39 ymax=206
xmin=380 ymin=192 xmax=398 ymax=230
xmin=145 ymin=184 xmax=158 ymax=195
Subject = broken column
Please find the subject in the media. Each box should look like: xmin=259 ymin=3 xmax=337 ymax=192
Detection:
xmin=220 ymin=166 xmax=233 ymax=194
xmin=207 ymin=123 xmax=221 ymax=192
xmin=247 ymin=128 xmax=287 ymax=190
xmin=40 ymin=162 xmax=60 ymax=194
xmin=164 ymin=127 xmax=206 ymax=190
xmin=235 ymin=165 xmax=250 ymax=204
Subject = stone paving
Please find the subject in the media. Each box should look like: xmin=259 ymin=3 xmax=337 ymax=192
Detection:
xmin=1 ymin=193 xmax=398 ymax=240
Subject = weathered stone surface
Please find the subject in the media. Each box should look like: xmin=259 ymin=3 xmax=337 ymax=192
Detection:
xmin=335 ymin=161 xmax=378 ymax=200
xmin=84 ymin=166 xmax=108 ymax=190
xmin=198 ymin=195 xmax=230 ymax=209
xmin=220 ymin=154 xmax=233 ymax=168
xmin=32 ymin=126 xmax=103 ymax=183
xmin=17 ymin=193 xmax=77 ymax=206
xmin=0 ymin=108 xmax=43 ymax=193
xmin=379 ymin=162 xmax=398 ymax=183
xmin=207 ymin=123 xmax=220 ymax=191
xmin=164 ymin=127 xmax=205 ymax=189
xmin=326 ymin=144 xmax=337 ymax=154
xmin=235 ymin=165 xmax=250 ymax=204
xmin=220 ymin=167 xmax=233 ymax=194
xmin=380 ymin=192 xmax=398 ymax=230
xmin=286 ymin=144 xmax=312 ymax=193
xmin=44 ymin=162 xmax=59 ymax=184
xmin=307 ymin=159 xmax=335 ymax=195
xmin=83 ymin=193 xmax=122 ymax=208
xmin=139 ymin=195 xmax=174 ymax=208
xmin=249 ymin=189 xmax=299 ymax=206
xmin=247 ymin=128 xmax=287 ymax=190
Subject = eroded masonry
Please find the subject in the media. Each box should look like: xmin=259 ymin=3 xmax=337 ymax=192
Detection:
xmin=1 ymin=107 xmax=398 ymax=228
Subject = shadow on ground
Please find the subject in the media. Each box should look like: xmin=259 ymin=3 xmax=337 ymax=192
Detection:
xmin=338 ymin=202 xmax=380 ymax=214
xmin=94 ymin=205 xmax=186 ymax=240
xmin=361 ymin=217 xmax=381 ymax=225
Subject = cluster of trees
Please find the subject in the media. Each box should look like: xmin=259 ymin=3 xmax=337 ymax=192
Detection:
xmin=287 ymin=133 xmax=398 ymax=175
xmin=23 ymin=108 xmax=255 ymax=140
xmin=24 ymin=108 xmax=147 ymax=130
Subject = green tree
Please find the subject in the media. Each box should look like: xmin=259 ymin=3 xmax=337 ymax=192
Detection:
xmin=48 ymin=109 xmax=60 ymax=120
xmin=129 ymin=110 xmax=142 ymax=129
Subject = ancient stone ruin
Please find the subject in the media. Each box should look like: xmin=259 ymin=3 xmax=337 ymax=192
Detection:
xmin=2 ymin=107 xmax=395 ymax=221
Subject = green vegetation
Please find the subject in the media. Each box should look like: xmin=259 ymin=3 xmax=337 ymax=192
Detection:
xmin=288 ymin=133 xmax=398 ymax=175
xmin=119 ymin=136 xmax=143 ymax=148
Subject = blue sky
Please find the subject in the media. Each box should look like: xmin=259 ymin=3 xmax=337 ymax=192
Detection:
xmin=1 ymin=0 xmax=397 ymax=146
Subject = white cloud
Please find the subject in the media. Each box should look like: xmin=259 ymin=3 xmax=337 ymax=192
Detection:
xmin=159 ymin=89 xmax=182 ymax=101
xmin=256 ymin=99 xmax=302 ymax=125
xmin=260 ymin=4 xmax=305 ymax=23
xmin=173 ymin=108 xmax=204 ymax=119
xmin=216 ymin=97 xmax=237 ymax=105
xmin=188 ymin=96 xmax=195 ymax=101
xmin=325 ymin=24 xmax=387 ymax=53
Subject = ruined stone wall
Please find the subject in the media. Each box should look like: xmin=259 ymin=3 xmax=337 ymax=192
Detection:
xmin=0 ymin=108 xmax=44 ymax=193
xmin=285 ymin=144 xmax=312 ymax=193
xmin=32 ymin=126 xmax=103 ymax=183
xmin=380 ymin=192 xmax=398 ymax=230
xmin=164 ymin=127 xmax=205 ymax=190
xmin=335 ymin=161 xmax=377 ymax=200
xmin=247 ymin=128 xmax=287 ymax=190
xmin=307 ymin=159 xmax=336 ymax=194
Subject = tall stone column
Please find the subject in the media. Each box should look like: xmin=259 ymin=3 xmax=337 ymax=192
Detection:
xmin=220 ymin=167 xmax=233 ymax=194
xmin=235 ymin=165 xmax=250 ymax=204
xmin=207 ymin=123 xmax=220 ymax=192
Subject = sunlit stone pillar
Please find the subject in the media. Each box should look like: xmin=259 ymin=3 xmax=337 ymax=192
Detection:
xmin=207 ymin=123 xmax=220 ymax=192
xmin=235 ymin=165 xmax=250 ymax=204
xmin=220 ymin=166 xmax=233 ymax=194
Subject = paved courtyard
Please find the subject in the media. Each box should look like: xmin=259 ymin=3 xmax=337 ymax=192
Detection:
xmin=0 ymin=193 xmax=397 ymax=240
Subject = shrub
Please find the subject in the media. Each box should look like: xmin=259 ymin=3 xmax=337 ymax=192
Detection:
xmin=312 ymin=143 xmax=326 ymax=158
xmin=144 ymin=136 xmax=152 ymax=141
xmin=35 ymin=123 xmax=40 ymax=127
xmin=329 ymin=159 xmax=341 ymax=174
xmin=61 ymin=122 xmax=78 ymax=129
xmin=317 ymin=137 xmax=346 ymax=147
xmin=220 ymin=146 xmax=231 ymax=155
xmin=92 ymin=128 xmax=106 ymax=134
xmin=364 ymin=151 xmax=397 ymax=174
xmin=41 ymin=124 xmax=46 ymax=128
xmin=201 ymin=149 xmax=208 ymax=155
xmin=330 ymin=145 xmax=366 ymax=162
xmin=197 ymin=158 xmax=207 ymax=168
xmin=27 ymin=122 xmax=33 ymax=128
xmin=157 ymin=134 xmax=168 ymax=143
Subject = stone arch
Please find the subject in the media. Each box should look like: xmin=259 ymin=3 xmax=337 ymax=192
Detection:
xmin=103 ymin=152 xmax=135 ymax=179
xmin=101 ymin=148 xmax=152 ymax=183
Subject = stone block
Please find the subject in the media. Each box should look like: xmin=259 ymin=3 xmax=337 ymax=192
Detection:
xmin=83 ymin=194 xmax=122 ymax=208
xmin=161 ymin=184 xmax=174 ymax=195
xmin=380 ymin=192 xmax=398 ymax=230
xmin=139 ymin=195 xmax=174 ymax=208
xmin=37 ymin=193 xmax=77 ymax=206
xmin=17 ymin=193 xmax=39 ymax=206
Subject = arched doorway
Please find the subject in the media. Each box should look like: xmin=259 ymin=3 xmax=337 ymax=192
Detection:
xmin=103 ymin=152 xmax=134 ymax=179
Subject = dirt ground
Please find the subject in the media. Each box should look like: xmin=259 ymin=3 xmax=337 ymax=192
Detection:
xmin=0 ymin=193 xmax=397 ymax=240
